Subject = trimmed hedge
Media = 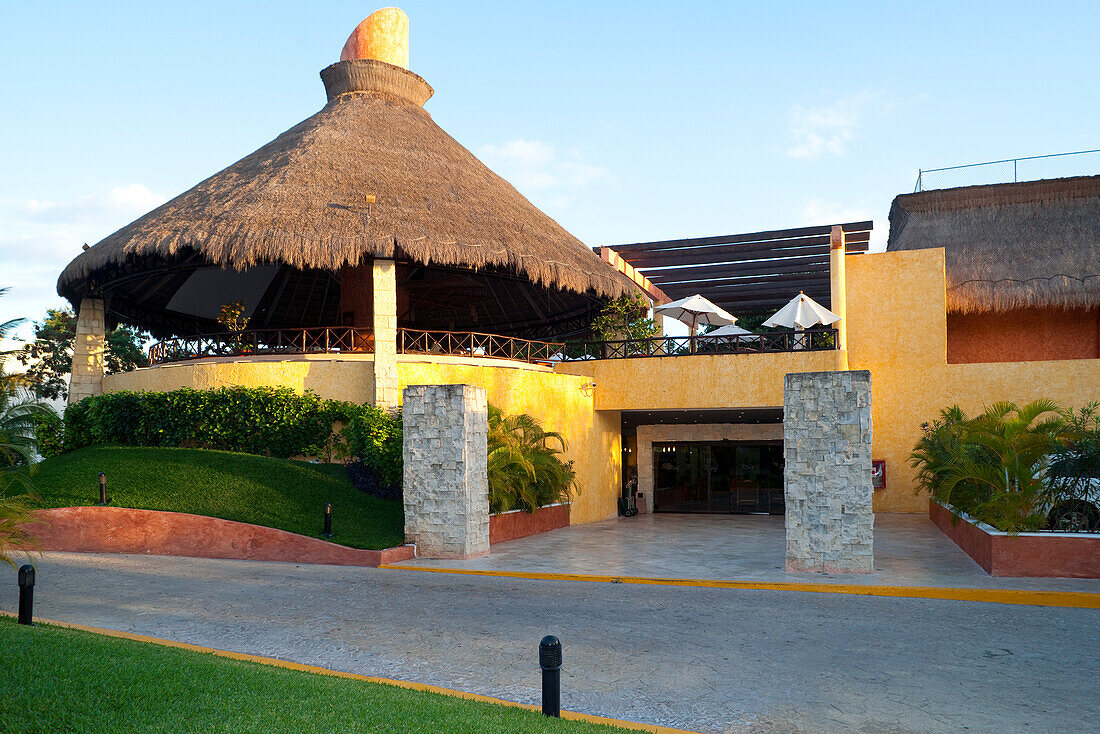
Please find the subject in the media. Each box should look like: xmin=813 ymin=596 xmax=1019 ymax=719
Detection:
xmin=50 ymin=388 xmax=402 ymax=486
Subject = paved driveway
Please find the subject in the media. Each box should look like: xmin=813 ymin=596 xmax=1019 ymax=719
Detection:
xmin=3 ymin=551 xmax=1098 ymax=733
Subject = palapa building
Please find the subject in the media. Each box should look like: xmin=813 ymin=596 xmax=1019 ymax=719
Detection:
xmin=57 ymin=9 xmax=1100 ymax=568
xmin=888 ymin=176 xmax=1100 ymax=364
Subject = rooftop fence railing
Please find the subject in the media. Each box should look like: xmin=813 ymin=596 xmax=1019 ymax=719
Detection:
xmin=914 ymin=149 xmax=1100 ymax=192
xmin=148 ymin=326 xmax=838 ymax=365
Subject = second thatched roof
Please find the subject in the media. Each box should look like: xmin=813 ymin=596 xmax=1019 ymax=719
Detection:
xmin=58 ymin=58 xmax=635 ymax=304
xmin=887 ymin=176 xmax=1100 ymax=313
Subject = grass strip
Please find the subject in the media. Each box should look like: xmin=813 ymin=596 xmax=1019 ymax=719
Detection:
xmin=0 ymin=616 xmax=633 ymax=734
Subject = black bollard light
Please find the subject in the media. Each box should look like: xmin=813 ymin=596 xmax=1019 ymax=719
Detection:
xmin=17 ymin=564 xmax=35 ymax=626
xmin=539 ymin=635 xmax=561 ymax=717
xmin=322 ymin=502 xmax=334 ymax=538
xmin=97 ymin=472 xmax=108 ymax=506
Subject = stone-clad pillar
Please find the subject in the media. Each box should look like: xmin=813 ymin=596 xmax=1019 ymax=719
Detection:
xmin=402 ymin=384 xmax=489 ymax=559
xmin=372 ymin=259 xmax=399 ymax=409
xmin=67 ymin=298 xmax=106 ymax=405
xmin=783 ymin=370 xmax=873 ymax=574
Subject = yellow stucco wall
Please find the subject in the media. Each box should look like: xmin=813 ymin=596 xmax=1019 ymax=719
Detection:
xmin=102 ymin=356 xmax=376 ymax=404
xmin=847 ymin=248 xmax=1100 ymax=511
xmin=555 ymin=350 xmax=836 ymax=411
xmin=397 ymin=359 xmax=621 ymax=525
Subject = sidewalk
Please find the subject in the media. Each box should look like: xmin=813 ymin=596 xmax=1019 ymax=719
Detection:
xmin=399 ymin=513 xmax=1100 ymax=594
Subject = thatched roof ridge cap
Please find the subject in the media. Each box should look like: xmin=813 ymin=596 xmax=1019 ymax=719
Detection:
xmin=892 ymin=175 xmax=1100 ymax=215
xmin=320 ymin=58 xmax=433 ymax=106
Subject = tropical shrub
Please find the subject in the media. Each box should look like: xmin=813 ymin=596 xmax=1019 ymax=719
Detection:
xmin=34 ymin=412 xmax=65 ymax=459
xmin=910 ymin=400 xmax=1067 ymax=531
xmin=1045 ymin=402 xmax=1100 ymax=529
xmin=342 ymin=406 xmax=403 ymax=497
xmin=54 ymin=387 xmax=387 ymax=461
xmin=0 ymin=296 xmax=55 ymax=564
xmin=487 ymin=405 xmax=576 ymax=514
xmin=592 ymin=294 xmax=658 ymax=342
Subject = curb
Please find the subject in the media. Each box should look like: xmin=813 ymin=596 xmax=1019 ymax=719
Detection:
xmin=378 ymin=564 xmax=1100 ymax=609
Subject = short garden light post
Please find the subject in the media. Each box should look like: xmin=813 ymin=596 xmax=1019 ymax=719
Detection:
xmin=97 ymin=472 xmax=109 ymax=506
xmin=322 ymin=502 xmax=334 ymax=538
xmin=17 ymin=564 xmax=35 ymax=625
xmin=539 ymin=635 xmax=562 ymax=717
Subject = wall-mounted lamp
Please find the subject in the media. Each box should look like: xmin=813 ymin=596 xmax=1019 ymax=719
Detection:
xmin=579 ymin=381 xmax=596 ymax=398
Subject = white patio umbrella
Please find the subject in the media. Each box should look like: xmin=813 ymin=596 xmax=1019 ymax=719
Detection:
xmin=706 ymin=323 xmax=756 ymax=338
xmin=763 ymin=292 xmax=840 ymax=349
xmin=655 ymin=294 xmax=737 ymax=353
xmin=763 ymin=292 xmax=840 ymax=329
xmin=655 ymin=294 xmax=736 ymax=331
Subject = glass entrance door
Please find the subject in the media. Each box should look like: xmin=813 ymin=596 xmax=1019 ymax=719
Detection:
xmin=653 ymin=441 xmax=784 ymax=514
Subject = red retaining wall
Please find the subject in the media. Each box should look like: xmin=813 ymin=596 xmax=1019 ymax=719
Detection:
xmin=929 ymin=500 xmax=1100 ymax=578
xmin=25 ymin=507 xmax=414 ymax=568
xmin=489 ymin=504 xmax=569 ymax=545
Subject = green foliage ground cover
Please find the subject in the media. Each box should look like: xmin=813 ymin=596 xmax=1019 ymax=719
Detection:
xmin=30 ymin=446 xmax=403 ymax=550
xmin=0 ymin=617 xmax=627 ymax=734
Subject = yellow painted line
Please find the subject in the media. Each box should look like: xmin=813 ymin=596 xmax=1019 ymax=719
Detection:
xmin=378 ymin=564 xmax=1100 ymax=609
xmin=0 ymin=611 xmax=698 ymax=734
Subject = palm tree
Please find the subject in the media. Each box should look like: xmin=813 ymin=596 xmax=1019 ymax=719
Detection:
xmin=938 ymin=400 xmax=1065 ymax=531
xmin=486 ymin=405 xmax=576 ymax=514
xmin=0 ymin=288 xmax=54 ymax=565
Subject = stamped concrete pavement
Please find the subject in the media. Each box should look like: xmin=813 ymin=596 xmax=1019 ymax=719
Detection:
xmin=3 ymin=551 xmax=1098 ymax=733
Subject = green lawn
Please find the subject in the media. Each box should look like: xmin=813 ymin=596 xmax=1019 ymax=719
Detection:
xmin=28 ymin=446 xmax=404 ymax=550
xmin=0 ymin=617 xmax=628 ymax=734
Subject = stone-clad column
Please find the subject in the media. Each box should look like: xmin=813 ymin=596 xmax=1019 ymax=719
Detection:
xmin=402 ymin=384 xmax=489 ymax=559
xmin=372 ymin=259 xmax=399 ymax=409
xmin=783 ymin=370 xmax=873 ymax=574
xmin=67 ymin=298 xmax=106 ymax=405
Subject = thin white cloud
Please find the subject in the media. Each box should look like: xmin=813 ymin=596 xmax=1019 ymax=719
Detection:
xmin=799 ymin=198 xmax=886 ymax=251
xmin=477 ymin=139 xmax=608 ymax=196
xmin=0 ymin=184 xmax=166 ymax=338
xmin=786 ymin=94 xmax=870 ymax=160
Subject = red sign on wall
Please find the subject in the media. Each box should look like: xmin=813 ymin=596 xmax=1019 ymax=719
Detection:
xmin=872 ymin=460 xmax=886 ymax=490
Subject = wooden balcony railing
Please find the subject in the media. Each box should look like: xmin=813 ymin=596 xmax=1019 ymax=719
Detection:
xmin=397 ymin=329 xmax=565 ymax=363
xmin=147 ymin=326 xmax=838 ymax=366
xmin=148 ymin=327 xmax=375 ymax=365
xmin=559 ymin=328 xmax=838 ymax=360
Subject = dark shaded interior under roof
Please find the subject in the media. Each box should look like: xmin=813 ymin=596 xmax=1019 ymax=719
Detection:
xmin=89 ymin=248 xmax=606 ymax=340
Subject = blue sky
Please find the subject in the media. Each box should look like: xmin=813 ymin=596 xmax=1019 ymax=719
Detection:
xmin=2 ymin=0 xmax=1097 ymax=336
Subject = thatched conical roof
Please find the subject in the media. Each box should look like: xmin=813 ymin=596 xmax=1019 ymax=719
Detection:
xmin=887 ymin=176 xmax=1100 ymax=313
xmin=57 ymin=58 xmax=634 ymax=309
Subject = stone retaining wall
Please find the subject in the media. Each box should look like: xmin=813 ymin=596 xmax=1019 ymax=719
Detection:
xmin=24 ymin=506 xmax=413 ymax=567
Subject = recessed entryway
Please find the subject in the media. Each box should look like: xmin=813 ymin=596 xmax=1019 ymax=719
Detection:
xmin=652 ymin=441 xmax=784 ymax=514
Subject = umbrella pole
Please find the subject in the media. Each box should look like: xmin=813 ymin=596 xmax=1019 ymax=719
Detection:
xmin=690 ymin=316 xmax=697 ymax=354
